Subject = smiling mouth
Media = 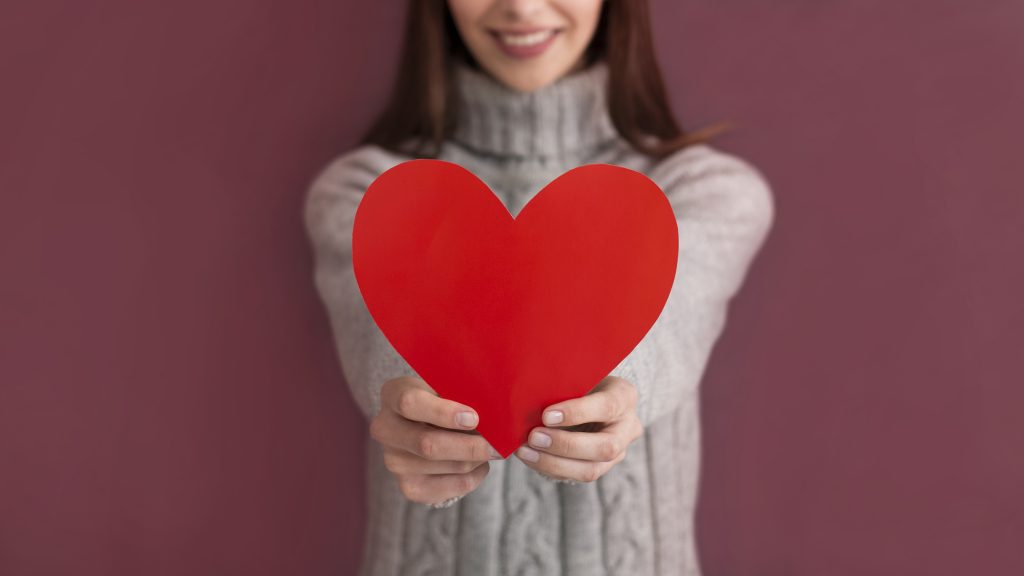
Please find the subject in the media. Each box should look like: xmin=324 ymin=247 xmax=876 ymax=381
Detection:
xmin=491 ymin=29 xmax=559 ymax=47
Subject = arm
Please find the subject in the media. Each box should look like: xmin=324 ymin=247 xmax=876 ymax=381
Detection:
xmin=607 ymin=146 xmax=776 ymax=427
xmin=303 ymin=145 xmax=419 ymax=420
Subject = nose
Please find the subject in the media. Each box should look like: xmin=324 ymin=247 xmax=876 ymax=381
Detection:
xmin=496 ymin=0 xmax=547 ymax=21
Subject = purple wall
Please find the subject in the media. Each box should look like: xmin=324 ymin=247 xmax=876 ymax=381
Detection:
xmin=1 ymin=1 xmax=1021 ymax=574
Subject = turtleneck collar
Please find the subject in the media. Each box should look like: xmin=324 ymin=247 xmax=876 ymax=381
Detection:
xmin=450 ymin=58 xmax=619 ymax=159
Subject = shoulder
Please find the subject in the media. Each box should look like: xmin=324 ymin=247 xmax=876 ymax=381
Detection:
xmin=303 ymin=144 xmax=412 ymax=218
xmin=302 ymin=144 xmax=414 ymax=245
xmin=648 ymin=143 xmax=774 ymax=203
xmin=648 ymin=142 xmax=776 ymax=232
xmin=305 ymin=144 xmax=412 ymax=200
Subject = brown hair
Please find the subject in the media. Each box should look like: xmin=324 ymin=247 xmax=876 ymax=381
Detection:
xmin=359 ymin=0 xmax=735 ymax=160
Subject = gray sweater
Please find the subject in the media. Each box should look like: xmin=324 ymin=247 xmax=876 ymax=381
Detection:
xmin=303 ymin=58 xmax=775 ymax=576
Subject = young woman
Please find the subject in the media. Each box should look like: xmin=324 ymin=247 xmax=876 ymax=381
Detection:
xmin=304 ymin=0 xmax=775 ymax=574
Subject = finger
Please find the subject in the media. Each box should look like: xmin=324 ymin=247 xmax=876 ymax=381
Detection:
xmin=526 ymin=420 xmax=632 ymax=462
xmin=541 ymin=377 xmax=637 ymax=428
xmin=397 ymin=461 xmax=490 ymax=505
xmin=382 ymin=446 xmax=489 ymax=475
xmin=383 ymin=378 xmax=480 ymax=430
xmin=374 ymin=411 xmax=502 ymax=461
xmin=515 ymin=444 xmax=625 ymax=484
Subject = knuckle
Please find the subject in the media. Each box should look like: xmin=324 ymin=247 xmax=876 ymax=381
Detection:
xmin=623 ymin=382 xmax=638 ymax=404
xmin=382 ymin=452 xmax=401 ymax=473
xmin=581 ymin=465 xmax=602 ymax=483
xmin=409 ymin=430 xmax=434 ymax=457
xmin=607 ymin=397 xmax=623 ymax=418
xmin=416 ymin=432 xmax=437 ymax=460
xmin=598 ymin=439 xmax=619 ymax=462
xmin=562 ymin=433 xmax=579 ymax=455
xmin=633 ymin=420 xmax=645 ymax=440
xmin=396 ymin=388 xmax=418 ymax=418
xmin=458 ymin=460 xmax=478 ymax=473
xmin=453 ymin=472 xmax=476 ymax=493
xmin=454 ymin=462 xmax=488 ymax=493
xmin=397 ymin=477 xmax=421 ymax=502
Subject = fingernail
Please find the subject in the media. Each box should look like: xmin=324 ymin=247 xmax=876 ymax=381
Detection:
xmin=488 ymin=446 xmax=502 ymax=459
xmin=529 ymin=431 xmax=552 ymax=448
xmin=543 ymin=410 xmax=563 ymax=426
xmin=517 ymin=445 xmax=540 ymax=462
xmin=456 ymin=411 xmax=478 ymax=428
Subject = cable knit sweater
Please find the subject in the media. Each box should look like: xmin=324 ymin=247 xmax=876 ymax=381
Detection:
xmin=303 ymin=57 xmax=775 ymax=576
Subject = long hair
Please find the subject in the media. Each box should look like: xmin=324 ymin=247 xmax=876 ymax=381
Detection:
xmin=359 ymin=0 xmax=735 ymax=160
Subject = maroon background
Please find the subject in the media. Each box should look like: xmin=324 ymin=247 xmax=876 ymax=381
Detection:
xmin=2 ymin=1 xmax=1021 ymax=574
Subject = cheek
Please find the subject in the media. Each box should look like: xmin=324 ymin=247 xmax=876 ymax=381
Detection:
xmin=555 ymin=1 xmax=604 ymax=47
xmin=447 ymin=0 xmax=489 ymax=36
xmin=558 ymin=0 xmax=604 ymax=24
xmin=446 ymin=0 xmax=482 ymax=18
xmin=452 ymin=2 xmax=506 ymax=44
xmin=559 ymin=28 xmax=589 ymax=54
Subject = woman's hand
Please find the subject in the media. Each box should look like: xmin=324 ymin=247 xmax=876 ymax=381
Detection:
xmin=514 ymin=376 xmax=643 ymax=483
xmin=370 ymin=376 xmax=503 ymax=507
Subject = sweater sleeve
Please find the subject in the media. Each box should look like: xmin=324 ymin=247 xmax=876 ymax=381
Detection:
xmin=606 ymin=146 xmax=776 ymax=428
xmin=303 ymin=145 xmax=420 ymax=421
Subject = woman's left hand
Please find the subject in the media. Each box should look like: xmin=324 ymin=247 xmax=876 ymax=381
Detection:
xmin=514 ymin=376 xmax=643 ymax=483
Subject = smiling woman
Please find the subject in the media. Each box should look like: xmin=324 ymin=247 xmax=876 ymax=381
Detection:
xmin=360 ymin=0 xmax=735 ymax=160
xmin=303 ymin=0 xmax=776 ymax=574
xmin=447 ymin=0 xmax=604 ymax=90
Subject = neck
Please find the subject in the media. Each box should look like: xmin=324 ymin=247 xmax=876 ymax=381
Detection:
xmin=451 ymin=58 xmax=619 ymax=160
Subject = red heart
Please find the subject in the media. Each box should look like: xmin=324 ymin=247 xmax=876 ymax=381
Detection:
xmin=352 ymin=159 xmax=678 ymax=457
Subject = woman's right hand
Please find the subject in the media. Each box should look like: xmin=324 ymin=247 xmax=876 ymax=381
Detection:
xmin=370 ymin=376 xmax=502 ymax=506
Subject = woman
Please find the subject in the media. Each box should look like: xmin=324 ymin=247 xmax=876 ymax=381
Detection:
xmin=303 ymin=0 xmax=775 ymax=574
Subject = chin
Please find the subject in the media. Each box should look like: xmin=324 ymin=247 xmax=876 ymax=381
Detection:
xmin=490 ymin=63 xmax=568 ymax=93
xmin=503 ymin=76 xmax=553 ymax=92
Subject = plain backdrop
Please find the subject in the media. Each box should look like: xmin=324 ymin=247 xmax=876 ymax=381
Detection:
xmin=1 ymin=1 xmax=1022 ymax=574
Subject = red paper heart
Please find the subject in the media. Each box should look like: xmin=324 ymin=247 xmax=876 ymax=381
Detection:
xmin=352 ymin=159 xmax=678 ymax=457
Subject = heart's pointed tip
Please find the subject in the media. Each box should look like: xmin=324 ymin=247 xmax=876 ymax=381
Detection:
xmin=491 ymin=443 xmax=517 ymax=459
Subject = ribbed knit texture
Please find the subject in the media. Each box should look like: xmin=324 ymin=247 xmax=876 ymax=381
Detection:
xmin=303 ymin=56 xmax=776 ymax=576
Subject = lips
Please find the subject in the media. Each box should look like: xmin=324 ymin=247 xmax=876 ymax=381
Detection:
xmin=489 ymin=28 xmax=561 ymax=59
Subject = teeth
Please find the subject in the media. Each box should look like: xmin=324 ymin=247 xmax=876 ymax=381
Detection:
xmin=499 ymin=30 xmax=555 ymax=47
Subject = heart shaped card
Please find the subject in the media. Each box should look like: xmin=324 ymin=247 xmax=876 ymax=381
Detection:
xmin=352 ymin=159 xmax=678 ymax=457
